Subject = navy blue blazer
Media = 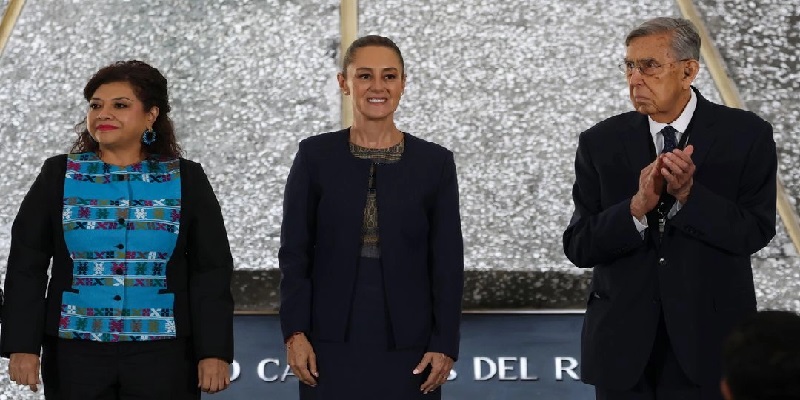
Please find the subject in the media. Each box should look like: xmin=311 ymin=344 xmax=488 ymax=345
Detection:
xmin=563 ymin=88 xmax=776 ymax=389
xmin=279 ymin=129 xmax=464 ymax=360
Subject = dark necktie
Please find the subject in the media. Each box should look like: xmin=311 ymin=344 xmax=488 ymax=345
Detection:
xmin=660 ymin=125 xmax=678 ymax=154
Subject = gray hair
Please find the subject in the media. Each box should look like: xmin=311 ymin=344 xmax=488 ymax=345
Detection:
xmin=625 ymin=17 xmax=701 ymax=60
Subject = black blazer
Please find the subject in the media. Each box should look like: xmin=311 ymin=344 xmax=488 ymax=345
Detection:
xmin=279 ymin=129 xmax=464 ymax=360
xmin=1 ymin=155 xmax=235 ymax=362
xmin=563 ymin=89 xmax=776 ymax=389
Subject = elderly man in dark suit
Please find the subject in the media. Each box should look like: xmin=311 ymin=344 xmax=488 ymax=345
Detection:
xmin=563 ymin=17 xmax=776 ymax=400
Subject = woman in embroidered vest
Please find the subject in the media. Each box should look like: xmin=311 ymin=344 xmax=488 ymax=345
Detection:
xmin=1 ymin=60 xmax=234 ymax=399
xmin=279 ymin=35 xmax=464 ymax=400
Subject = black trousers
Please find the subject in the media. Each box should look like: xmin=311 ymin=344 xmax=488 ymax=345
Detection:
xmin=41 ymin=336 xmax=199 ymax=400
xmin=595 ymin=313 xmax=721 ymax=400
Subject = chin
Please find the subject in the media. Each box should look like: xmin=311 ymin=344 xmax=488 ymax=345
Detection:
xmin=633 ymin=104 xmax=653 ymax=115
xmin=361 ymin=111 xmax=393 ymax=121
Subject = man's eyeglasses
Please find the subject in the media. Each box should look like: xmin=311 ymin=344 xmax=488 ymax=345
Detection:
xmin=617 ymin=59 xmax=689 ymax=76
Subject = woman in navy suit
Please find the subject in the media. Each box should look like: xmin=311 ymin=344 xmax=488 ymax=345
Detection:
xmin=279 ymin=35 xmax=464 ymax=400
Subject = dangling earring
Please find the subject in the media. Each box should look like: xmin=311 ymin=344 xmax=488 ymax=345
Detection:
xmin=142 ymin=128 xmax=157 ymax=145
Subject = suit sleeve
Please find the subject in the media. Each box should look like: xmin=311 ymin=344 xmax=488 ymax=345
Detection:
xmin=278 ymin=141 xmax=316 ymax=341
xmin=185 ymin=162 xmax=235 ymax=363
xmin=1 ymin=158 xmax=57 ymax=358
xmin=670 ymin=120 xmax=776 ymax=255
xmin=563 ymin=133 xmax=646 ymax=268
xmin=426 ymin=152 xmax=465 ymax=361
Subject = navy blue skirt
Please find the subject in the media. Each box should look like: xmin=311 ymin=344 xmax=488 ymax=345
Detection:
xmin=300 ymin=257 xmax=438 ymax=400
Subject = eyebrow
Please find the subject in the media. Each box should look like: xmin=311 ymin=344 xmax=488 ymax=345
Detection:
xmin=624 ymin=57 xmax=658 ymax=63
xmin=354 ymin=67 xmax=400 ymax=72
xmin=90 ymin=97 xmax=134 ymax=101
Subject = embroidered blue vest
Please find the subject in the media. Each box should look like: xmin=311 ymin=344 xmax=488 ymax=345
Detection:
xmin=60 ymin=152 xmax=181 ymax=342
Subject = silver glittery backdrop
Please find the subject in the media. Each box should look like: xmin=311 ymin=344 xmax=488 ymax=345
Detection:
xmin=0 ymin=0 xmax=798 ymax=398
xmin=693 ymin=0 xmax=800 ymax=312
xmin=359 ymin=0 xmax=798 ymax=311
xmin=358 ymin=0 xmax=722 ymax=271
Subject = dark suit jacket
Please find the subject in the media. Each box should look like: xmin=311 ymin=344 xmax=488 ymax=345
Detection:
xmin=1 ymin=155 xmax=235 ymax=362
xmin=563 ymin=89 xmax=776 ymax=389
xmin=279 ymin=129 xmax=464 ymax=360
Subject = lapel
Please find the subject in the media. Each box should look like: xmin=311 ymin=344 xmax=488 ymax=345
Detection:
xmin=374 ymin=133 xmax=415 ymax=205
xmin=335 ymin=128 xmax=373 ymax=188
xmin=329 ymin=129 xmax=372 ymax=233
xmin=620 ymin=87 xmax=721 ymax=175
xmin=621 ymin=112 xmax=653 ymax=174
xmin=683 ymin=88 xmax=720 ymax=171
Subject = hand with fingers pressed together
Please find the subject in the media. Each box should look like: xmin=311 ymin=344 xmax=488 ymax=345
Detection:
xmin=660 ymin=144 xmax=695 ymax=204
xmin=414 ymin=351 xmax=454 ymax=394
xmin=631 ymin=157 xmax=665 ymax=219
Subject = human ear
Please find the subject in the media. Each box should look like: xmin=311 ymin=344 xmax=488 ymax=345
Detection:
xmin=683 ymin=59 xmax=700 ymax=86
xmin=337 ymin=73 xmax=349 ymax=95
xmin=147 ymin=106 xmax=159 ymax=125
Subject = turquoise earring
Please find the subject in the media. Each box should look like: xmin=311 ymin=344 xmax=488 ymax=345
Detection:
xmin=142 ymin=128 xmax=157 ymax=145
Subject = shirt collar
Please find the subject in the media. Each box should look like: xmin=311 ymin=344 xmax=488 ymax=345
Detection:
xmin=648 ymin=88 xmax=697 ymax=136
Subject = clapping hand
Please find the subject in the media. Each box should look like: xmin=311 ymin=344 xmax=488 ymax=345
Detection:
xmin=660 ymin=144 xmax=695 ymax=204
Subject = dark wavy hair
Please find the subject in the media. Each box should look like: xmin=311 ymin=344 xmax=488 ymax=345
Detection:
xmin=72 ymin=60 xmax=181 ymax=158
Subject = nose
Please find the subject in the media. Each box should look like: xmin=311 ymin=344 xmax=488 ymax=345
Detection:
xmin=627 ymin=68 xmax=645 ymax=85
xmin=95 ymin=105 xmax=113 ymax=120
xmin=369 ymin=75 xmax=385 ymax=91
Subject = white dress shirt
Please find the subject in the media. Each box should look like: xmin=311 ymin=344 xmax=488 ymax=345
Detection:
xmin=633 ymin=89 xmax=698 ymax=233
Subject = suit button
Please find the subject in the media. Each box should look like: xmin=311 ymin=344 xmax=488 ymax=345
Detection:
xmin=116 ymin=243 xmax=124 ymax=249
xmin=658 ymin=258 xmax=667 ymax=267
xmin=113 ymin=295 xmax=122 ymax=301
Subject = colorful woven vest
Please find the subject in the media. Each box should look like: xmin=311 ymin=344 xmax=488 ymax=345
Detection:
xmin=60 ymin=152 xmax=181 ymax=342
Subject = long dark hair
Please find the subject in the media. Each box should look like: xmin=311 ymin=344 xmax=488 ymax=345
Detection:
xmin=72 ymin=60 xmax=181 ymax=158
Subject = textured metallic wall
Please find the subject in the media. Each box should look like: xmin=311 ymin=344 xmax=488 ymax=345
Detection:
xmin=358 ymin=0 xmax=728 ymax=271
xmin=694 ymin=0 xmax=800 ymax=313
xmin=0 ymin=0 xmax=798 ymax=398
